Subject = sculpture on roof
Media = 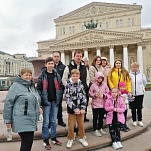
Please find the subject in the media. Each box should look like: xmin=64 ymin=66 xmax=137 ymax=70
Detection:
xmin=84 ymin=19 xmax=98 ymax=29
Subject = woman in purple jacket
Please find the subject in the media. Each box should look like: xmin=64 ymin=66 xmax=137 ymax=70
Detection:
xmin=105 ymin=87 xmax=125 ymax=150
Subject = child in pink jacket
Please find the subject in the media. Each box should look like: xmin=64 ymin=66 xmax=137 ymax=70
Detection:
xmin=105 ymin=87 xmax=125 ymax=150
xmin=89 ymin=72 xmax=109 ymax=137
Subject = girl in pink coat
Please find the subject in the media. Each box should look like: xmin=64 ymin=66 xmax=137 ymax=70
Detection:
xmin=89 ymin=72 xmax=109 ymax=137
xmin=104 ymin=87 xmax=125 ymax=150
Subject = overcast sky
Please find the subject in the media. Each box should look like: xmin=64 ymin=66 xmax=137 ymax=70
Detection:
xmin=0 ymin=0 xmax=151 ymax=57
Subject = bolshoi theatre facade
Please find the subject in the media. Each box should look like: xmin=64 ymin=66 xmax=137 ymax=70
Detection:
xmin=37 ymin=2 xmax=151 ymax=80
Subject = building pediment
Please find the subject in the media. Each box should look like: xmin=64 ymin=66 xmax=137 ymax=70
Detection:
xmin=54 ymin=2 xmax=141 ymax=22
xmin=50 ymin=29 xmax=143 ymax=46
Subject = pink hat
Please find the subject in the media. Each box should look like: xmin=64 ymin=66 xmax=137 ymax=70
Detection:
xmin=118 ymin=82 xmax=126 ymax=87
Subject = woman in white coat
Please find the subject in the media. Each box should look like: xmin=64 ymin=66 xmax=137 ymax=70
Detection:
xmin=129 ymin=62 xmax=147 ymax=127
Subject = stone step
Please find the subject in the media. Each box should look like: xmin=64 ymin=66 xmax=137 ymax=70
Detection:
xmin=0 ymin=109 xmax=132 ymax=142
xmin=0 ymin=108 xmax=150 ymax=151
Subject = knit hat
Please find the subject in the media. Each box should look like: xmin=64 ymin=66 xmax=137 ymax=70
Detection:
xmin=101 ymin=57 xmax=107 ymax=61
xmin=119 ymin=82 xmax=126 ymax=87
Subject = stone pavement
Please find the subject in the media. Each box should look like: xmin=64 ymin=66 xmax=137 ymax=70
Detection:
xmin=0 ymin=91 xmax=151 ymax=151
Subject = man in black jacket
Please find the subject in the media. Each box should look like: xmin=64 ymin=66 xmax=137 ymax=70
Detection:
xmin=53 ymin=52 xmax=66 ymax=127
xmin=62 ymin=51 xmax=90 ymax=122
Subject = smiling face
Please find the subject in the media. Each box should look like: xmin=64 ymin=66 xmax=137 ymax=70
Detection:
xmin=21 ymin=72 xmax=32 ymax=81
xmin=131 ymin=65 xmax=139 ymax=72
xmin=95 ymin=57 xmax=101 ymax=65
xmin=101 ymin=60 xmax=107 ymax=67
xmin=114 ymin=60 xmax=122 ymax=69
xmin=45 ymin=61 xmax=54 ymax=72
xmin=71 ymin=73 xmax=80 ymax=83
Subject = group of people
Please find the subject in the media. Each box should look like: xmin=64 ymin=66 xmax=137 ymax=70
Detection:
xmin=3 ymin=50 xmax=147 ymax=151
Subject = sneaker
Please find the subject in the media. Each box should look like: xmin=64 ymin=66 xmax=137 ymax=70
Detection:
xmin=132 ymin=121 xmax=137 ymax=127
xmin=73 ymin=132 xmax=76 ymax=141
xmin=112 ymin=142 xmax=120 ymax=150
xmin=84 ymin=135 xmax=87 ymax=139
xmin=66 ymin=140 xmax=74 ymax=148
xmin=79 ymin=138 xmax=88 ymax=147
xmin=116 ymin=141 xmax=123 ymax=148
xmin=51 ymin=137 xmax=62 ymax=146
xmin=84 ymin=118 xmax=89 ymax=122
xmin=93 ymin=130 xmax=102 ymax=137
xmin=100 ymin=128 xmax=107 ymax=135
xmin=138 ymin=121 xmax=144 ymax=127
xmin=43 ymin=139 xmax=51 ymax=150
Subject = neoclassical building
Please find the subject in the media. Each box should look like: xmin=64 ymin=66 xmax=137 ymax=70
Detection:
xmin=37 ymin=2 xmax=151 ymax=80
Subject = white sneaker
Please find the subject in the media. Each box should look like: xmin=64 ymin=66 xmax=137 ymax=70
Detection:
xmin=66 ymin=140 xmax=74 ymax=148
xmin=79 ymin=138 xmax=88 ymax=147
xmin=100 ymin=128 xmax=107 ymax=135
xmin=132 ymin=121 xmax=137 ymax=127
xmin=112 ymin=142 xmax=120 ymax=150
xmin=138 ymin=121 xmax=144 ymax=127
xmin=116 ymin=141 xmax=123 ymax=148
xmin=93 ymin=130 xmax=102 ymax=137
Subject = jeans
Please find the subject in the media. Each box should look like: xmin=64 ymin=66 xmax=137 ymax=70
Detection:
xmin=109 ymin=122 xmax=121 ymax=142
xmin=18 ymin=131 xmax=34 ymax=151
xmin=42 ymin=101 xmax=58 ymax=139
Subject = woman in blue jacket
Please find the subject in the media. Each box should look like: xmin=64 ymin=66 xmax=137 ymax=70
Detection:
xmin=3 ymin=68 xmax=41 ymax=151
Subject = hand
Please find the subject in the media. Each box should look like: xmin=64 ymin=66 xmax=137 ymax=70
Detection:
xmin=74 ymin=109 xmax=80 ymax=114
xmin=98 ymin=94 xmax=103 ymax=99
xmin=95 ymin=93 xmax=99 ymax=97
xmin=6 ymin=124 xmax=11 ymax=129
xmin=113 ymin=108 xmax=117 ymax=112
xmin=80 ymin=109 xmax=85 ymax=114
xmin=39 ymin=108 xmax=43 ymax=114
xmin=128 ymin=93 xmax=132 ymax=97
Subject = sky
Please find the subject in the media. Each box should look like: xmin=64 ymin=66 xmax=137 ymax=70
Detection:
xmin=0 ymin=0 xmax=151 ymax=57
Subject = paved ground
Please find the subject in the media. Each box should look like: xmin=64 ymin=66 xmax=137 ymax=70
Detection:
xmin=0 ymin=91 xmax=151 ymax=151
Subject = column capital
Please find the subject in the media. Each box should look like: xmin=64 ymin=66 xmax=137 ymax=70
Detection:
xmin=122 ymin=44 xmax=128 ymax=48
xmin=60 ymin=50 xmax=65 ymax=53
xmin=96 ymin=47 xmax=100 ymax=50
xmin=137 ymin=42 xmax=142 ymax=46
xmin=109 ymin=45 xmax=114 ymax=49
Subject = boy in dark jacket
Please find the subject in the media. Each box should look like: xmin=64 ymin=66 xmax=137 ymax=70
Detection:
xmin=37 ymin=57 xmax=63 ymax=150
xmin=64 ymin=69 xmax=88 ymax=149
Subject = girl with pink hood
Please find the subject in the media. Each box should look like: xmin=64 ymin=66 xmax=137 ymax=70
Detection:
xmin=89 ymin=72 xmax=109 ymax=137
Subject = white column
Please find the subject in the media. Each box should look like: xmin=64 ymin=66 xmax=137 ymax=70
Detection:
xmin=50 ymin=51 xmax=53 ymax=57
xmin=71 ymin=50 xmax=75 ymax=59
xmin=123 ymin=44 xmax=129 ymax=71
xmin=109 ymin=46 xmax=114 ymax=68
xmin=96 ymin=47 xmax=101 ymax=56
xmin=137 ymin=43 xmax=143 ymax=72
xmin=61 ymin=50 xmax=65 ymax=64
xmin=84 ymin=49 xmax=88 ymax=58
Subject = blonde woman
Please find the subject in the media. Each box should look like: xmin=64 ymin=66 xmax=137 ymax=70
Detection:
xmin=129 ymin=62 xmax=147 ymax=127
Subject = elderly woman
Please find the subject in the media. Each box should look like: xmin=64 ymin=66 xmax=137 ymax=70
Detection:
xmin=129 ymin=62 xmax=147 ymax=127
xmin=3 ymin=68 xmax=41 ymax=151
xmin=89 ymin=56 xmax=105 ymax=84
xmin=100 ymin=56 xmax=111 ymax=84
